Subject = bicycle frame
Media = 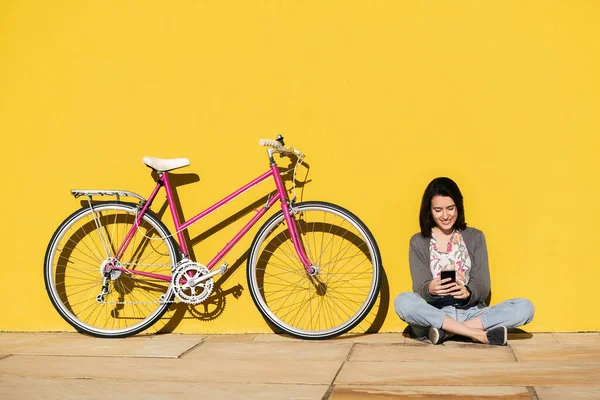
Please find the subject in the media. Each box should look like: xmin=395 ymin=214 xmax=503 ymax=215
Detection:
xmin=111 ymin=162 xmax=312 ymax=281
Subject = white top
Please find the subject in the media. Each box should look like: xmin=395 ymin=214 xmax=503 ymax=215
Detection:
xmin=429 ymin=230 xmax=472 ymax=285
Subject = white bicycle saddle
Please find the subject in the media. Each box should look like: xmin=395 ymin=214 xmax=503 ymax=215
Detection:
xmin=142 ymin=156 xmax=190 ymax=172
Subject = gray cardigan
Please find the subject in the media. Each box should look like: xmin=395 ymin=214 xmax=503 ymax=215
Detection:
xmin=409 ymin=227 xmax=491 ymax=308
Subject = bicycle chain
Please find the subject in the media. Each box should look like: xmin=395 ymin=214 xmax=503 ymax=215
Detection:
xmin=99 ymin=272 xmax=176 ymax=305
xmin=100 ymin=300 xmax=176 ymax=305
xmin=99 ymin=294 xmax=177 ymax=306
xmin=121 ymin=262 xmax=174 ymax=267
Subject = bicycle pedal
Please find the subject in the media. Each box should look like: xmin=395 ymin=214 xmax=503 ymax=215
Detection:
xmin=219 ymin=262 xmax=228 ymax=274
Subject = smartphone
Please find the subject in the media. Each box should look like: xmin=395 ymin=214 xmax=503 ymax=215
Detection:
xmin=440 ymin=270 xmax=456 ymax=284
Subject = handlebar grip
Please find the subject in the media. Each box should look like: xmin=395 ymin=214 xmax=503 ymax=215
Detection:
xmin=259 ymin=138 xmax=304 ymax=160
xmin=259 ymin=139 xmax=284 ymax=150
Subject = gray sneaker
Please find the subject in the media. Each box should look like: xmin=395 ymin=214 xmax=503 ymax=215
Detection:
xmin=486 ymin=326 xmax=507 ymax=346
xmin=428 ymin=327 xmax=446 ymax=345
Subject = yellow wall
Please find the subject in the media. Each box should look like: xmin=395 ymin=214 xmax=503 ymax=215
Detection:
xmin=1 ymin=1 xmax=599 ymax=333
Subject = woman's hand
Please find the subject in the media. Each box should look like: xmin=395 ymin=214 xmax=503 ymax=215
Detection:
xmin=451 ymin=282 xmax=470 ymax=300
xmin=428 ymin=278 xmax=458 ymax=296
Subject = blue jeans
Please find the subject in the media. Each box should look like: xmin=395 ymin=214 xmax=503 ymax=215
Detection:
xmin=394 ymin=292 xmax=535 ymax=338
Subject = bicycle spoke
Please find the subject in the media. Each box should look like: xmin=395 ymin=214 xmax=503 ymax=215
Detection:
xmin=45 ymin=203 xmax=176 ymax=337
xmin=248 ymin=202 xmax=381 ymax=339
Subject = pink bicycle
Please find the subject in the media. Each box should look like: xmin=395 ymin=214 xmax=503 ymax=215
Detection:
xmin=44 ymin=136 xmax=382 ymax=339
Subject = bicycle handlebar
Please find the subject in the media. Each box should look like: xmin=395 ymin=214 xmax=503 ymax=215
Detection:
xmin=259 ymin=139 xmax=305 ymax=159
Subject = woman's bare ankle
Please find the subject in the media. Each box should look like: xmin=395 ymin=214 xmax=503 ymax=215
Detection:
xmin=472 ymin=330 xmax=489 ymax=344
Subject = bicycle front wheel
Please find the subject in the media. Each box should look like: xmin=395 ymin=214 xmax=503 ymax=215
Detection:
xmin=44 ymin=202 xmax=178 ymax=338
xmin=247 ymin=201 xmax=382 ymax=339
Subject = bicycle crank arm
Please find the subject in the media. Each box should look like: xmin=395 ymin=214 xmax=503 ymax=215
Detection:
xmin=188 ymin=262 xmax=228 ymax=286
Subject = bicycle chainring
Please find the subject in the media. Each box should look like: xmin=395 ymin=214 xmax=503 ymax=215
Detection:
xmin=172 ymin=260 xmax=214 ymax=305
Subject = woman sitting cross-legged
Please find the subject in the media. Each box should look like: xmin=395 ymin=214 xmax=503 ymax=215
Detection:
xmin=394 ymin=177 xmax=535 ymax=345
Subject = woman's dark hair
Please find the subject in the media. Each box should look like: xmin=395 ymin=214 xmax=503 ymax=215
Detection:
xmin=419 ymin=177 xmax=467 ymax=237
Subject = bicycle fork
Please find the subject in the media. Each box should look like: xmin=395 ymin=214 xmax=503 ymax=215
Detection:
xmin=267 ymin=160 xmax=317 ymax=275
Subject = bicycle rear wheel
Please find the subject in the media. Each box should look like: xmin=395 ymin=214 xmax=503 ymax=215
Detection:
xmin=247 ymin=201 xmax=381 ymax=339
xmin=44 ymin=202 xmax=178 ymax=338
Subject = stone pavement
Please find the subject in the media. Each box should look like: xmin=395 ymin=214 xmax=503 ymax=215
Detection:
xmin=1 ymin=331 xmax=599 ymax=399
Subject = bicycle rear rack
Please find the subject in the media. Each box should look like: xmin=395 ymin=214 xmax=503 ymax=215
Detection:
xmin=71 ymin=190 xmax=146 ymax=203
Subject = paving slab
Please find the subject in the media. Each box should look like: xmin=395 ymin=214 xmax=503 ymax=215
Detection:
xmin=507 ymin=333 xmax=558 ymax=344
xmin=184 ymin=340 xmax=353 ymax=361
xmin=345 ymin=333 xmax=406 ymax=344
xmin=0 ymin=354 xmax=340 ymax=385
xmin=253 ymin=333 xmax=407 ymax=344
xmin=335 ymin=361 xmax=600 ymax=386
xmin=552 ymin=332 xmax=600 ymax=345
xmin=535 ymin=386 xmax=600 ymax=400
xmin=403 ymin=336 xmax=428 ymax=345
xmin=253 ymin=334 xmax=299 ymax=342
xmin=151 ymin=333 xmax=208 ymax=342
xmin=0 ymin=332 xmax=201 ymax=358
xmin=511 ymin=342 xmax=600 ymax=362
xmin=329 ymin=385 xmax=531 ymax=400
xmin=350 ymin=343 xmax=516 ymax=362
xmin=0 ymin=375 xmax=328 ymax=400
xmin=203 ymin=334 xmax=257 ymax=342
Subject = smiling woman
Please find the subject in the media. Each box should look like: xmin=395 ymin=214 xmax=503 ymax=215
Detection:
xmin=394 ymin=177 xmax=535 ymax=346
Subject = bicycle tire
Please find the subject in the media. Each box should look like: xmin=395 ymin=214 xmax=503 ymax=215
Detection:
xmin=247 ymin=201 xmax=382 ymax=339
xmin=44 ymin=202 xmax=178 ymax=338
